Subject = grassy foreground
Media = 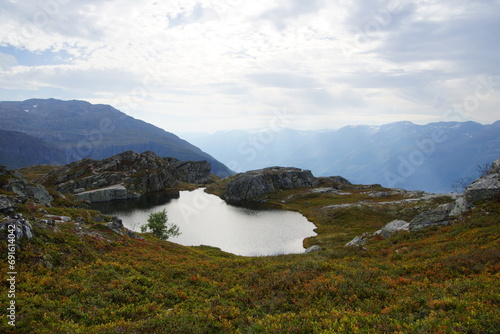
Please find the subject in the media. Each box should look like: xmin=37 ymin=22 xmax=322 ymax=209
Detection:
xmin=0 ymin=187 xmax=499 ymax=333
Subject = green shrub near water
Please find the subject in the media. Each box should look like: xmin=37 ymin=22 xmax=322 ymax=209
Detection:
xmin=140 ymin=209 xmax=180 ymax=240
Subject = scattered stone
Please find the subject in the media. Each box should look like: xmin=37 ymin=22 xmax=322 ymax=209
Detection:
xmin=346 ymin=220 xmax=410 ymax=248
xmin=39 ymin=218 xmax=55 ymax=226
xmin=345 ymin=233 xmax=371 ymax=247
xmin=0 ymin=195 xmax=17 ymax=214
xmin=305 ymin=245 xmax=322 ymax=253
xmin=409 ymin=203 xmax=455 ymax=231
xmin=376 ymin=220 xmax=410 ymax=239
xmin=105 ymin=216 xmax=143 ymax=239
xmin=44 ymin=214 xmax=72 ymax=222
xmin=0 ymin=218 xmax=34 ymax=241
xmin=449 ymin=196 xmax=472 ymax=216
xmin=367 ymin=191 xmax=392 ymax=198
xmin=105 ymin=217 xmax=126 ymax=235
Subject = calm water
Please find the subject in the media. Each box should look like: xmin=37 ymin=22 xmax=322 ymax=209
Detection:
xmin=93 ymin=188 xmax=317 ymax=256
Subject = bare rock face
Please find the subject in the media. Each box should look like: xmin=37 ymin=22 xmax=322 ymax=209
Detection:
xmin=75 ymin=185 xmax=141 ymax=203
xmin=0 ymin=165 xmax=53 ymax=206
xmin=222 ymin=167 xmax=319 ymax=202
xmin=378 ymin=220 xmax=410 ymax=238
xmin=0 ymin=216 xmax=34 ymax=241
xmin=39 ymin=151 xmax=212 ymax=203
xmin=409 ymin=203 xmax=455 ymax=231
xmin=464 ymin=158 xmax=500 ymax=204
xmin=0 ymin=195 xmax=17 ymax=214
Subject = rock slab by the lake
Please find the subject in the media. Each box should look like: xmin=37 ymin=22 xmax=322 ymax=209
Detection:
xmin=222 ymin=167 xmax=319 ymax=202
xmin=39 ymin=151 xmax=212 ymax=203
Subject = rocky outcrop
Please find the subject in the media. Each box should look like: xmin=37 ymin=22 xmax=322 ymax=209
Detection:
xmin=5 ymin=177 xmax=54 ymax=207
xmin=345 ymin=220 xmax=410 ymax=247
xmin=345 ymin=234 xmax=370 ymax=247
xmin=105 ymin=216 xmax=142 ymax=239
xmin=464 ymin=158 xmax=500 ymax=204
xmin=0 ymin=195 xmax=17 ymax=215
xmin=75 ymin=184 xmax=141 ymax=203
xmin=305 ymin=245 xmax=322 ymax=253
xmin=39 ymin=151 xmax=212 ymax=203
xmin=346 ymin=158 xmax=500 ymax=247
xmin=0 ymin=215 xmax=34 ymax=242
xmin=222 ymin=167 xmax=319 ymax=202
xmin=409 ymin=203 xmax=455 ymax=231
xmin=1 ymin=165 xmax=53 ymax=206
xmin=378 ymin=220 xmax=410 ymax=238
xmin=318 ymin=176 xmax=352 ymax=188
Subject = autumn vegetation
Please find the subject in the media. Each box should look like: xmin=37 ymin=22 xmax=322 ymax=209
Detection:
xmin=0 ymin=180 xmax=499 ymax=333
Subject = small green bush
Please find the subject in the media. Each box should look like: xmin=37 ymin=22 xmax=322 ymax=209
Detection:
xmin=140 ymin=209 xmax=180 ymax=240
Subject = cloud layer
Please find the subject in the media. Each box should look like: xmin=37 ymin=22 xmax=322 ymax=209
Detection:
xmin=0 ymin=0 xmax=499 ymax=132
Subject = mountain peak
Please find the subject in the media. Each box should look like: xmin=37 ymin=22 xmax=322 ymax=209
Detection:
xmin=0 ymin=98 xmax=232 ymax=176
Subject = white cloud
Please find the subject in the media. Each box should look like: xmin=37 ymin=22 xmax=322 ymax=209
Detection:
xmin=0 ymin=52 xmax=18 ymax=68
xmin=0 ymin=0 xmax=498 ymax=132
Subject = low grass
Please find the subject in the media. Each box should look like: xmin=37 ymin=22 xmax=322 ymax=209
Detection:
xmin=0 ymin=185 xmax=498 ymax=333
xmin=15 ymin=165 xmax=62 ymax=183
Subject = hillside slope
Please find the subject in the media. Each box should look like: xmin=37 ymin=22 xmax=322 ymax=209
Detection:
xmin=0 ymin=160 xmax=498 ymax=333
xmin=0 ymin=129 xmax=65 ymax=169
xmin=0 ymin=99 xmax=232 ymax=176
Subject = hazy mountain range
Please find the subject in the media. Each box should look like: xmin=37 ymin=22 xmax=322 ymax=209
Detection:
xmin=0 ymin=99 xmax=232 ymax=176
xmin=1 ymin=98 xmax=498 ymax=193
xmin=182 ymin=121 xmax=500 ymax=193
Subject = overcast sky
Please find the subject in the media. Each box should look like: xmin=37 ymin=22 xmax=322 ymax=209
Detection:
xmin=0 ymin=0 xmax=499 ymax=133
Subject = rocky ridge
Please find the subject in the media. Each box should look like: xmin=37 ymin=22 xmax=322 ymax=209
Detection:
xmin=222 ymin=167 xmax=321 ymax=202
xmin=39 ymin=150 xmax=213 ymax=202
xmin=345 ymin=158 xmax=500 ymax=247
xmin=0 ymin=165 xmax=53 ymax=207
xmin=0 ymin=98 xmax=233 ymax=177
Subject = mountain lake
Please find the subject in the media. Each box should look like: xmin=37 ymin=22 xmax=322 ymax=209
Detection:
xmin=92 ymin=188 xmax=317 ymax=256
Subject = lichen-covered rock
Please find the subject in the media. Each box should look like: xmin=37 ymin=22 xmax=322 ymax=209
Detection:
xmin=40 ymin=151 xmax=212 ymax=202
xmin=105 ymin=216 xmax=143 ymax=239
xmin=409 ymin=203 xmax=455 ymax=231
xmin=0 ymin=217 xmax=34 ymax=241
xmin=6 ymin=178 xmax=53 ymax=206
xmin=449 ymin=196 xmax=472 ymax=216
xmin=464 ymin=158 xmax=500 ymax=204
xmin=222 ymin=167 xmax=318 ymax=202
xmin=76 ymin=185 xmax=140 ymax=202
xmin=377 ymin=220 xmax=410 ymax=238
xmin=305 ymin=245 xmax=322 ymax=253
xmin=1 ymin=167 xmax=53 ymax=206
xmin=346 ymin=220 xmax=410 ymax=248
xmin=0 ymin=195 xmax=17 ymax=214
xmin=345 ymin=234 xmax=370 ymax=247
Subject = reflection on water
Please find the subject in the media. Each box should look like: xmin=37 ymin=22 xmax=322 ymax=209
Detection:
xmin=92 ymin=190 xmax=180 ymax=213
xmin=93 ymin=188 xmax=317 ymax=257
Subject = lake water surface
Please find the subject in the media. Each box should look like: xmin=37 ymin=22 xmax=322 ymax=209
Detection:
xmin=93 ymin=188 xmax=317 ymax=256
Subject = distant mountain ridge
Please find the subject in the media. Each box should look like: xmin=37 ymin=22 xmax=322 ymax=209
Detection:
xmin=182 ymin=121 xmax=500 ymax=193
xmin=0 ymin=98 xmax=232 ymax=176
xmin=0 ymin=129 xmax=66 ymax=168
